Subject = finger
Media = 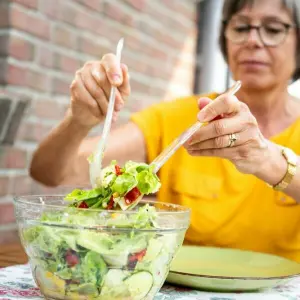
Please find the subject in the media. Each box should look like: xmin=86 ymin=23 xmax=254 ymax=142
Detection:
xmin=71 ymin=71 xmax=103 ymax=118
xmin=101 ymin=53 xmax=123 ymax=86
xmin=197 ymin=94 xmax=241 ymax=122
xmin=90 ymin=64 xmax=111 ymax=99
xmin=188 ymin=114 xmax=245 ymax=146
xmin=198 ymin=97 xmax=212 ymax=110
xmin=80 ymin=66 xmax=108 ymax=116
xmin=91 ymin=64 xmax=124 ymax=112
xmin=118 ymin=63 xmax=131 ymax=102
xmin=188 ymin=129 xmax=257 ymax=151
xmin=187 ymin=147 xmax=234 ymax=159
xmin=198 ymin=97 xmax=223 ymax=121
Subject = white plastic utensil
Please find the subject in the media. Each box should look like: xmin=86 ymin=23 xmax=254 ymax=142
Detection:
xmin=150 ymin=80 xmax=242 ymax=173
xmin=119 ymin=81 xmax=242 ymax=211
xmin=89 ymin=38 xmax=124 ymax=188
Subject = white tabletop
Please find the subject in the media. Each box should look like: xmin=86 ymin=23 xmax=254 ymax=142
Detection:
xmin=1 ymin=264 xmax=300 ymax=299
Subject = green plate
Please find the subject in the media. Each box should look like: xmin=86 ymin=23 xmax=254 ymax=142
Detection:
xmin=167 ymin=246 xmax=300 ymax=292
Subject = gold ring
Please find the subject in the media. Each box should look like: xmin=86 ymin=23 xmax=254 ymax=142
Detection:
xmin=228 ymin=133 xmax=237 ymax=147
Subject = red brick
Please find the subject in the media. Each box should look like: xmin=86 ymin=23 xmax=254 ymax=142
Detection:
xmin=0 ymin=147 xmax=27 ymax=169
xmin=94 ymin=20 xmax=120 ymax=43
xmin=124 ymin=0 xmax=147 ymax=11
xmin=54 ymin=53 xmax=81 ymax=74
xmin=165 ymin=0 xmax=196 ymax=21
xmin=52 ymin=24 xmax=78 ymax=49
xmin=51 ymin=77 xmax=71 ymax=95
xmin=36 ymin=45 xmax=54 ymax=68
xmin=58 ymin=2 xmax=79 ymax=27
xmin=10 ymin=5 xmax=51 ymax=40
xmin=26 ymin=69 xmax=51 ymax=93
xmin=74 ymin=8 xmax=100 ymax=34
xmin=33 ymin=100 xmax=65 ymax=120
xmin=74 ymin=0 xmax=103 ymax=12
xmin=6 ymin=64 xmax=27 ymax=86
xmin=8 ymin=35 xmax=35 ymax=61
xmin=0 ymin=177 xmax=9 ymax=197
xmin=125 ymin=35 xmax=141 ymax=51
xmin=48 ymin=1 xmax=100 ymax=35
xmin=11 ymin=0 xmax=38 ymax=10
xmin=104 ymin=2 xmax=126 ymax=23
xmin=9 ymin=176 xmax=32 ymax=196
xmin=0 ymin=203 xmax=15 ymax=225
xmin=103 ymin=3 xmax=135 ymax=27
xmin=38 ymin=0 xmax=60 ymax=19
xmin=17 ymin=121 xmax=52 ymax=143
xmin=77 ymin=36 xmax=110 ymax=57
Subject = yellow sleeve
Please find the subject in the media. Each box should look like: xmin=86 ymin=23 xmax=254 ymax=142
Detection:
xmin=130 ymin=93 xmax=218 ymax=164
xmin=130 ymin=104 xmax=163 ymax=164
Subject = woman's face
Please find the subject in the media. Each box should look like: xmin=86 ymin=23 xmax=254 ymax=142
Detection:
xmin=226 ymin=0 xmax=297 ymax=90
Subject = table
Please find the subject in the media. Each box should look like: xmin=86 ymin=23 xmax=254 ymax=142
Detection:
xmin=0 ymin=243 xmax=28 ymax=268
xmin=1 ymin=264 xmax=300 ymax=300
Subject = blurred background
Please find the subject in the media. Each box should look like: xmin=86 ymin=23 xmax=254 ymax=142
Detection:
xmin=0 ymin=0 xmax=299 ymax=257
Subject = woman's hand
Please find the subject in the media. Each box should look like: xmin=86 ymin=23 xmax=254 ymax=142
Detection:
xmin=184 ymin=94 xmax=270 ymax=175
xmin=68 ymin=54 xmax=131 ymax=128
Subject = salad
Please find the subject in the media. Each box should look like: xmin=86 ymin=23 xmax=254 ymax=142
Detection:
xmin=22 ymin=161 xmax=186 ymax=300
xmin=66 ymin=160 xmax=161 ymax=211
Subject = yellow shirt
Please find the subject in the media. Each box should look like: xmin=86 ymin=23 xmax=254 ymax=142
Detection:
xmin=130 ymin=93 xmax=300 ymax=262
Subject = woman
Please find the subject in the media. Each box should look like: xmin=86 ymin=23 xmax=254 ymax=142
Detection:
xmin=30 ymin=0 xmax=300 ymax=262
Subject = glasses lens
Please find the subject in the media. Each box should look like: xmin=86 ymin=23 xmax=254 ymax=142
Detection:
xmin=225 ymin=22 xmax=250 ymax=44
xmin=260 ymin=22 xmax=287 ymax=46
xmin=225 ymin=20 xmax=288 ymax=46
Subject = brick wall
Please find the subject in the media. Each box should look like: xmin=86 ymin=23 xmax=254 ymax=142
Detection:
xmin=0 ymin=0 xmax=197 ymax=243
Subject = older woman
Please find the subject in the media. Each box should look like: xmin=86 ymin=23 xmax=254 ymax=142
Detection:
xmin=30 ymin=0 xmax=300 ymax=262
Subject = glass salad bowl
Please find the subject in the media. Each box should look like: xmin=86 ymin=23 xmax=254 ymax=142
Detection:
xmin=14 ymin=195 xmax=190 ymax=300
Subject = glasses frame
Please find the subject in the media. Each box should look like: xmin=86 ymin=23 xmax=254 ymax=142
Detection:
xmin=223 ymin=20 xmax=297 ymax=47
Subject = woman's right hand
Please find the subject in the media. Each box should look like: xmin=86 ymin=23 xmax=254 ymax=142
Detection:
xmin=69 ymin=54 xmax=131 ymax=128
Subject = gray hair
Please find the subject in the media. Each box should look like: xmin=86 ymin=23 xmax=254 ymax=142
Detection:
xmin=219 ymin=0 xmax=300 ymax=81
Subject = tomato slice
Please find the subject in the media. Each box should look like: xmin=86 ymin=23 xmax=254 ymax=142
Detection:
xmin=125 ymin=187 xmax=141 ymax=204
xmin=78 ymin=201 xmax=88 ymax=208
xmin=127 ymin=248 xmax=147 ymax=269
xmin=107 ymin=196 xmax=114 ymax=210
xmin=65 ymin=250 xmax=79 ymax=267
xmin=115 ymin=165 xmax=122 ymax=176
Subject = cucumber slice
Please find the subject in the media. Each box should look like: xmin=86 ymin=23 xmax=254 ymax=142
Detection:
xmin=102 ymin=269 xmax=128 ymax=288
xmin=124 ymin=271 xmax=153 ymax=300
xmin=143 ymin=238 xmax=163 ymax=262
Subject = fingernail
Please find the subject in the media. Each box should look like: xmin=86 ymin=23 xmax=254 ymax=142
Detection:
xmin=112 ymin=73 xmax=121 ymax=84
xmin=188 ymin=139 xmax=195 ymax=146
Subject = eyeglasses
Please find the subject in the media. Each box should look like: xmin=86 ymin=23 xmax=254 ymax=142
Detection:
xmin=224 ymin=19 xmax=296 ymax=47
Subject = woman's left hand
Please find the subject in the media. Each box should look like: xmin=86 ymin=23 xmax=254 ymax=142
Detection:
xmin=184 ymin=94 xmax=270 ymax=175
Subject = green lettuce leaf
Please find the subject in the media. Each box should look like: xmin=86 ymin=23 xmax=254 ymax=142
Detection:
xmin=136 ymin=170 xmax=161 ymax=194
xmin=111 ymin=174 xmax=137 ymax=195
xmin=64 ymin=188 xmax=104 ymax=201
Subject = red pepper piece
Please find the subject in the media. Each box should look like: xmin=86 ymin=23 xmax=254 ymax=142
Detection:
xmin=127 ymin=249 xmax=147 ymax=269
xmin=115 ymin=165 xmax=122 ymax=176
xmin=125 ymin=187 xmax=141 ymax=205
xmin=107 ymin=196 xmax=114 ymax=210
xmin=78 ymin=201 xmax=88 ymax=209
